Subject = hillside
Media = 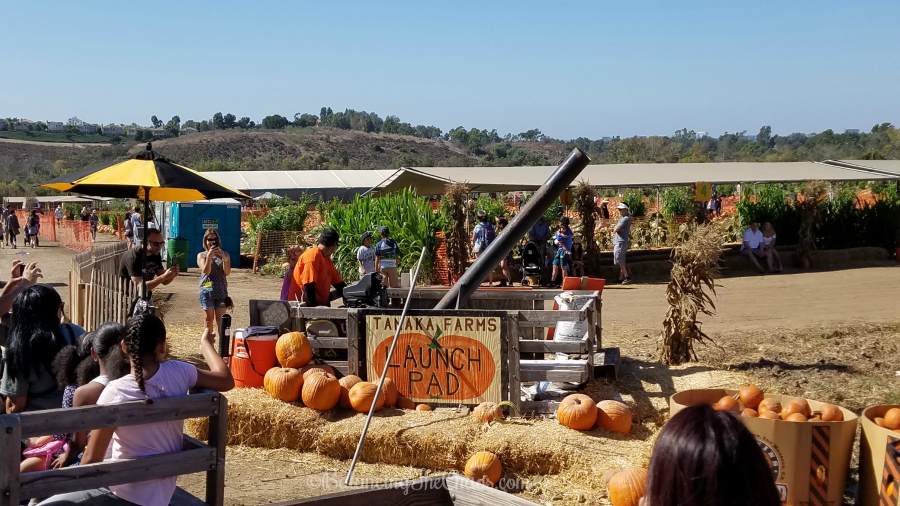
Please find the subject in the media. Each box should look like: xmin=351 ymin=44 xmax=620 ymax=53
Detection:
xmin=135 ymin=128 xmax=478 ymax=172
xmin=0 ymin=138 xmax=127 ymax=187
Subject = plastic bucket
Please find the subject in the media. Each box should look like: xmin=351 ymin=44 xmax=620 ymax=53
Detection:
xmin=229 ymin=330 xmax=279 ymax=388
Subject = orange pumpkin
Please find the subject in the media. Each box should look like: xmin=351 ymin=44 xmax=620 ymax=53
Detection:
xmin=760 ymin=410 xmax=781 ymax=420
xmin=781 ymin=401 xmax=807 ymax=420
xmin=758 ymin=398 xmax=782 ymax=415
xmin=792 ymin=398 xmax=811 ymax=418
xmin=739 ymin=386 xmax=764 ymax=410
xmin=464 ymin=451 xmax=502 ymax=487
xmin=820 ymin=404 xmax=844 ymax=422
xmin=416 ymin=404 xmax=432 ymax=411
xmin=607 ymin=467 xmax=648 ymax=506
xmin=338 ymin=375 xmax=362 ymax=409
xmin=348 ymin=382 xmax=385 ymax=413
xmin=371 ymin=333 xmax=496 ymax=401
xmin=884 ymin=408 xmax=900 ymax=430
xmin=786 ymin=412 xmax=807 ymax=422
xmin=557 ymin=394 xmax=597 ymax=431
xmin=396 ymin=395 xmax=415 ymax=409
xmin=874 ymin=417 xmax=887 ymax=428
xmin=275 ymin=332 xmax=312 ymax=368
xmin=473 ymin=402 xmax=502 ymax=423
xmin=301 ymin=363 xmax=335 ymax=380
xmin=714 ymin=396 xmax=741 ymax=412
xmin=742 ymin=408 xmax=759 ymax=417
xmin=263 ymin=367 xmax=303 ymax=402
xmin=595 ymin=400 xmax=632 ymax=433
xmin=301 ymin=372 xmax=340 ymax=410
xmin=381 ymin=377 xmax=398 ymax=407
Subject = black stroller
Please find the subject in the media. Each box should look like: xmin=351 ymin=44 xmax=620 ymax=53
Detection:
xmin=519 ymin=241 xmax=543 ymax=286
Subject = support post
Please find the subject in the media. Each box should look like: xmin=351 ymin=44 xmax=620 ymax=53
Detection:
xmin=507 ymin=313 xmax=521 ymax=412
xmin=205 ymin=394 xmax=227 ymax=506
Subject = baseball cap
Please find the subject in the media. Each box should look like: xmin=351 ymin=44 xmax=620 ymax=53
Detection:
xmin=360 ymin=232 xmax=372 ymax=244
xmin=377 ymin=226 xmax=390 ymax=235
xmin=476 ymin=210 xmax=487 ymax=217
xmin=616 ymin=203 xmax=629 ymax=210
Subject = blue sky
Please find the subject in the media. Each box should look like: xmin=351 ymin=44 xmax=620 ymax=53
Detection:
xmin=3 ymin=1 xmax=898 ymax=139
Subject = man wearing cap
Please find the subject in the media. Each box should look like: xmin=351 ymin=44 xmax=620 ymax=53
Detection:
xmin=288 ymin=228 xmax=346 ymax=306
xmin=471 ymin=210 xmax=497 ymax=286
xmin=89 ymin=209 xmax=100 ymax=242
xmin=613 ymin=203 xmax=632 ymax=284
xmin=357 ymin=232 xmax=376 ymax=276
xmin=54 ymin=205 xmax=63 ymax=226
xmin=375 ymin=226 xmax=401 ymax=290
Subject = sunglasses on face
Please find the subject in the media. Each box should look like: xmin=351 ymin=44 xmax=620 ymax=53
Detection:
xmin=149 ymin=241 xmax=164 ymax=247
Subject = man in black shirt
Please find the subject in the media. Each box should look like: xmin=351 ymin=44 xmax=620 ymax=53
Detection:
xmin=118 ymin=229 xmax=178 ymax=291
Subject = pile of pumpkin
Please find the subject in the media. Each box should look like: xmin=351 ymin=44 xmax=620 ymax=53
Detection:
xmin=556 ymin=394 xmax=633 ymax=433
xmin=871 ymin=407 xmax=900 ymax=432
xmin=712 ymin=386 xmax=844 ymax=422
xmin=263 ymin=332 xmax=430 ymax=412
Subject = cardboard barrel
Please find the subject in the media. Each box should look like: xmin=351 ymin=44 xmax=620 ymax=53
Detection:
xmin=670 ymin=389 xmax=858 ymax=506
xmin=857 ymin=405 xmax=900 ymax=506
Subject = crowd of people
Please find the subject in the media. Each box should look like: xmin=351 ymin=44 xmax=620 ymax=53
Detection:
xmin=0 ymin=255 xmax=235 ymax=506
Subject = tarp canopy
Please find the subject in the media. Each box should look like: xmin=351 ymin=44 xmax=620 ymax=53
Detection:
xmin=828 ymin=159 xmax=900 ymax=176
xmin=370 ymin=161 xmax=900 ymax=195
xmin=200 ymin=170 xmax=396 ymax=201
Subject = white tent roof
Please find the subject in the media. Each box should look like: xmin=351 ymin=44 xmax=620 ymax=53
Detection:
xmin=828 ymin=159 xmax=900 ymax=176
xmin=370 ymin=161 xmax=898 ymax=194
xmin=199 ymin=170 xmax=397 ymax=191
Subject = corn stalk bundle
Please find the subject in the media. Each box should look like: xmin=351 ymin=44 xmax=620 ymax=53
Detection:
xmin=444 ymin=183 xmax=470 ymax=283
xmin=797 ymin=180 xmax=826 ymax=267
xmin=573 ymin=181 xmax=600 ymax=275
xmin=659 ymin=223 xmax=723 ymax=365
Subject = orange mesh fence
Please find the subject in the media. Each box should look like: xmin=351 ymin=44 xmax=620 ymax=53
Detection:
xmin=58 ymin=221 xmax=92 ymax=252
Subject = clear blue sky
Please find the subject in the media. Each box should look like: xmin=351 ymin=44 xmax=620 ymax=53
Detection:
xmin=3 ymin=1 xmax=898 ymax=139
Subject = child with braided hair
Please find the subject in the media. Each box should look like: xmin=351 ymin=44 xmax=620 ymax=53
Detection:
xmin=38 ymin=314 xmax=233 ymax=506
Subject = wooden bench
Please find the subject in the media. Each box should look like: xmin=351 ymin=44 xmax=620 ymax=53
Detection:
xmin=0 ymin=390 xmax=227 ymax=506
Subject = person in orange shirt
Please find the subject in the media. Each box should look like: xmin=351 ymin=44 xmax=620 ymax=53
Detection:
xmin=287 ymin=228 xmax=346 ymax=306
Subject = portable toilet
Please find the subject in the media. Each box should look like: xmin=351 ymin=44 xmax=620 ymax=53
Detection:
xmin=168 ymin=198 xmax=242 ymax=268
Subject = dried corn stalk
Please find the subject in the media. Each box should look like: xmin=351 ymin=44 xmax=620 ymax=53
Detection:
xmin=659 ymin=223 xmax=724 ymax=365
xmin=445 ymin=182 xmax=470 ymax=283
xmin=797 ymin=180 xmax=826 ymax=268
xmin=574 ymin=181 xmax=600 ymax=275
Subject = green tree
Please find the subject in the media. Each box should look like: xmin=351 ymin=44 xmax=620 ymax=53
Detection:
xmin=756 ymin=125 xmax=772 ymax=148
xmin=518 ymin=128 xmax=543 ymax=142
xmin=35 ymin=122 xmax=48 ymax=132
xmin=198 ymin=120 xmax=210 ymax=132
xmin=261 ymin=114 xmax=289 ymax=129
xmin=151 ymin=115 xmax=162 ymax=128
xmin=223 ymin=113 xmax=236 ymax=129
xmin=293 ymin=113 xmax=318 ymax=127
xmin=212 ymin=112 xmax=225 ymax=130
xmin=165 ymin=115 xmax=181 ymax=137
xmin=236 ymin=116 xmax=251 ymax=129
xmin=134 ymin=130 xmax=144 ymax=141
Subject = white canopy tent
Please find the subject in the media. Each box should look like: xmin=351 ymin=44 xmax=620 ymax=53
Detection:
xmin=199 ymin=170 xmax=396 ymax=201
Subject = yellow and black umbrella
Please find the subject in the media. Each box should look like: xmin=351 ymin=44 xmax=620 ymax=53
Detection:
xmin=42 ymin=143 xmax=249 ymax=302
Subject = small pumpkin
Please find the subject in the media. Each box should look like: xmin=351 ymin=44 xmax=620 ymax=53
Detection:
xmin=381 ymin=377 xmax=398 ymax=407
xmin=275 ymin=331 xmax=312 ymax=368
xmin=301 ymin=363 xmax=335 ymax=380
xmin=557 ymin=394 xmax=597 ymax=431
xmin=820 ymin=404 xmax=844 ymax=422
xmin=739 ymin=386 xmax=764 ymax=410
xmin=415 ymin=404 xmax=432 ymax=411
xmin=301 ymin=372 xmax=340 ymax=410
xmin=786 ymin=412 xmax=807 ymax=422
xmin=348 ymin=382 xmax=385 ymax=413
xmin=884 ymin=408 xmax=900 ymax=430
xmin=607 ymin=467 xmax=648 ymax=506
xmin=758 ymin=398 xmax=782 ymax=414
xmin=742 ymin=408 xmax=759 ymax=418
xmin=595 ymin=400 xmax=632 ymax=433
xmin=874 ymin=417 xmax=887 ymax=428
xmin=263 ymin=367 xmax=303 ymax=402
xmin=396 ymin=395 xmax=416 ymax=409
xmin=714 ymin=396 xmax=740 ymax=412
xmin=464 ymin=451 xmax=502 ymax=487
xmin=338 ymin=375 xmax=362 ymax=409
xmin=760 ymin=410 xmax=781 ymax=420
xmin=792 ymin=398 xmax=812 ymax=418
xmin=474 ymin=402 xmax=502 ymax=423
xmin=781 ymin=401 xmax=807 ymax=420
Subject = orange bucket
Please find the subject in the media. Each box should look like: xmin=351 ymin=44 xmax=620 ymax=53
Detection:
xmin=229 ymin=331 xmax=279 ymax=388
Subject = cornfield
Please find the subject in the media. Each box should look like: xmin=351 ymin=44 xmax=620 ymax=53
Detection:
xmin=327 ymin=189 xmax=446 ymax=282
xmin=444 ymin=183 xmax=470 ymax=283
xmin=659 ymin=223 xmax=724 ymax=365
xmin=573 ymin=181 xmax=600 ymax=275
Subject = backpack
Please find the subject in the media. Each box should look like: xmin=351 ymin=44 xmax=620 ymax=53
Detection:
xmin=474 ymin=222 xmax=496 ymax=253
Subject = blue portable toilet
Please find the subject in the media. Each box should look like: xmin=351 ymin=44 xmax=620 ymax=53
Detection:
xmin=168 ymin=199 xmax=242 ymax=268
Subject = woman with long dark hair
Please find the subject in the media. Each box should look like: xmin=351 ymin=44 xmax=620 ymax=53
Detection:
xmin=1 ymin=285 xmax=84 ymax=413
xmin=50 ymin=322 xmax=130 ymax=468
xmin=643 ymin=403 xmax=781 ymax=506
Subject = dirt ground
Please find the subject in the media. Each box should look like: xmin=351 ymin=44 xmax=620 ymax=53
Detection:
xmin=11 ymin=240 xmax=900 ymax=505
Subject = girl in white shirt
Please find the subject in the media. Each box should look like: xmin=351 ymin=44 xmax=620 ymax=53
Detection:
xmin=761 ymin=222 xmax=783 ymax=272
xmin=38 ymin=314 xmax=234 ymax=506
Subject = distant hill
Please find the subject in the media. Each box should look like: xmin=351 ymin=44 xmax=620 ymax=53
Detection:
xmin=135 ymin=128 xmax=478 ymax=172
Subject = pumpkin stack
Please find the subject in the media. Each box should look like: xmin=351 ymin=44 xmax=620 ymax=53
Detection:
xmin=556 ymin=394 xmax=634 ymax=434
xmin=263 ymin=332 xmax=313 ymax=403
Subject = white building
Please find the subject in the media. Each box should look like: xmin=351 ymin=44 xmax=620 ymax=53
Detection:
xmin=180 ymin=127 xmax=198 ymax=135
xmin=0 ymin=119 xmax=6 ymax=130
xmin=15 ymin=119 xmax=35 ymax=131
xmin=47 ymin=121 xmax=66 ymax=133
xmin=697 ymin=131 xmax=708 ymax=138
xmin=102 ymin=124 xmax=124 ymax=136
xmin=78 ymin=123 xmax=99 ymax=135
xmin=148 ymin=127 xmax=167 ymax=138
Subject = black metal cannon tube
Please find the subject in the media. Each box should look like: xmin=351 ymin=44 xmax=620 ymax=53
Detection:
xmin=434 ymin=148 xmax=591 ymax=310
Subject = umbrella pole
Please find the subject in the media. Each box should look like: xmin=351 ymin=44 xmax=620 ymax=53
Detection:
xmin=141 ymin=189 xmax=149 ymax=300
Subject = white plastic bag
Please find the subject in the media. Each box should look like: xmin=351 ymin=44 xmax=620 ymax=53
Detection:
xmin=553 ymin=291 xmax=593 ymax=341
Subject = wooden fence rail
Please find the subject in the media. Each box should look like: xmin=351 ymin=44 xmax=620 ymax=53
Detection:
xmin=70 ymin=241 xmax=134 ymax=329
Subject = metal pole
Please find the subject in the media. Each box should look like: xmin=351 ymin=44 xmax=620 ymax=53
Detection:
xmin=656 ymin=186 xmax=661 ymax=248
xmin=345 ymin=246 xmax=427 ymax=486
xmin=434 ymin=148 xmax=590 ymax=310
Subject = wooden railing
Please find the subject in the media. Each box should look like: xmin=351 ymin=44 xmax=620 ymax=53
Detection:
xmin=70 ymin=242 xmax=134 ymax=329
xmin=0 ymin=390 xmax=227 ymax=506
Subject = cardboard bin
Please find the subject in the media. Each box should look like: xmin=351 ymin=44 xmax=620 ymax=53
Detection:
xmin=857 ymin=405 xmax=900 ymax=506
xmin=670 ymin=389 xmax=858 ymax=506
